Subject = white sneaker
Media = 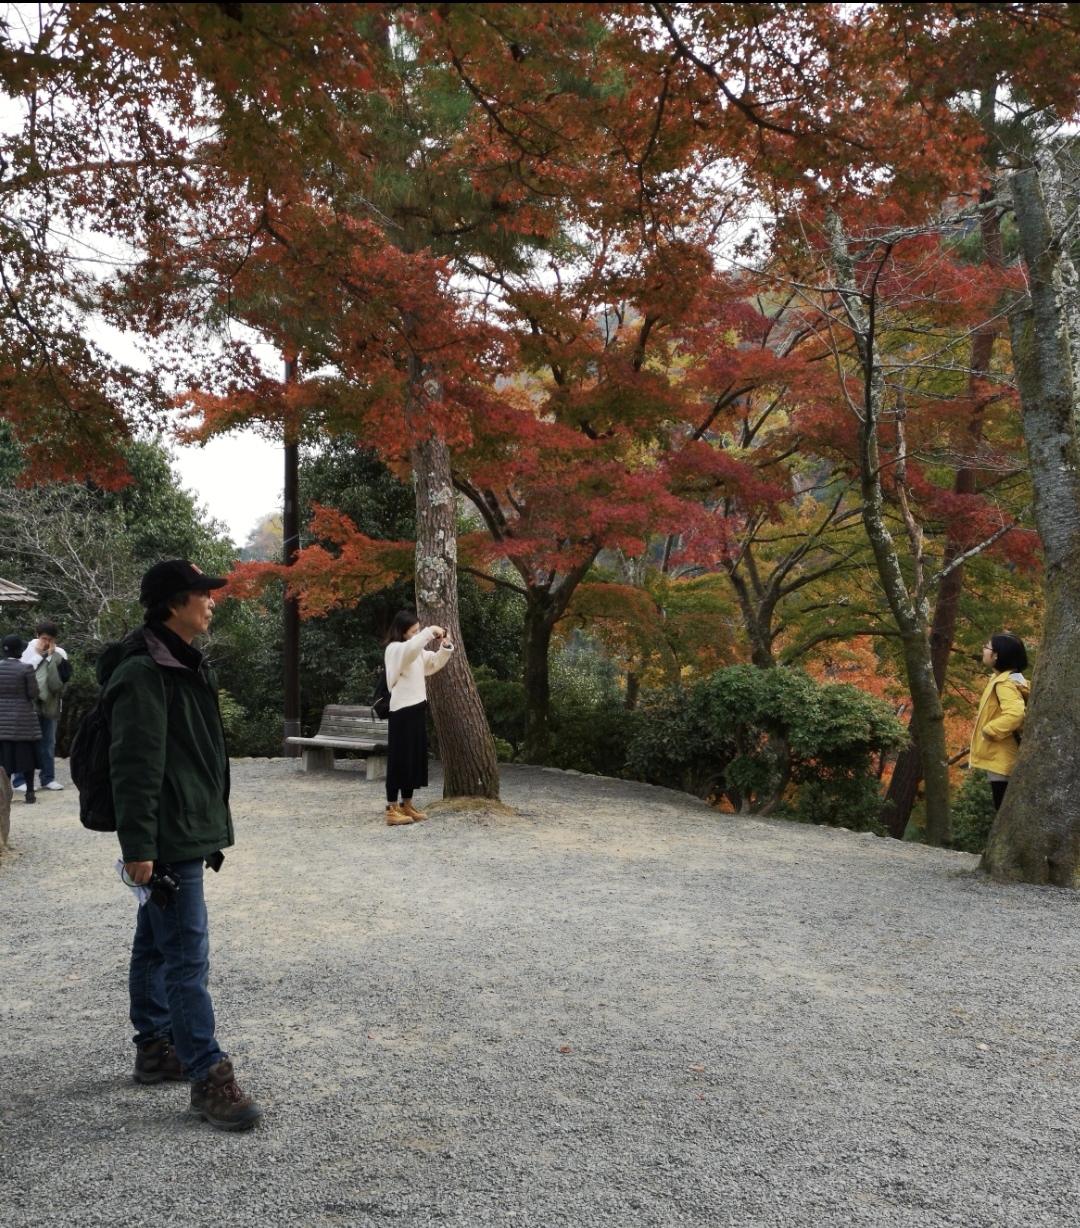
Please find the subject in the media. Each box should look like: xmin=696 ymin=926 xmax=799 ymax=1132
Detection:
xmin=13 ymin=783 xmax=26 ymax=792
xmin=43 ymin=781 xmax=64 ymax=791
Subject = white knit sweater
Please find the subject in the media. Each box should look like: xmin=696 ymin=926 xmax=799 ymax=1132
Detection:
xmin=384 ymin=626 xmax=454 ymax=711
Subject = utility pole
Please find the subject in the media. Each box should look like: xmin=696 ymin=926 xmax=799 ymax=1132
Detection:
xmin=282 ymin=355 xmax=301 ymax=756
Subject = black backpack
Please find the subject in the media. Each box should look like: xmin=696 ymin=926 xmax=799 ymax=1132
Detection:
xmin=371 ymin=666 xmax=391 ymax=719
xmin=70 ymin=676 xmax=174 ymax=832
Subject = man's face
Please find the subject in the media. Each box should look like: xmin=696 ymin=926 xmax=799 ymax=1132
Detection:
xmin=36 ymin=634 xmax=55 ymax=655
xmin=168 ymin=591 xmax=215 ymax=642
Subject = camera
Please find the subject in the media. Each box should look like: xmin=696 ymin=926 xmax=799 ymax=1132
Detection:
xmin=148 ymin=867 xmax=180 ymax=910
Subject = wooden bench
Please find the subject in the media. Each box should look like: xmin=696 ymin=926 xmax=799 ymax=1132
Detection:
xmin=286 ymin=705 xmax=390 ymax=779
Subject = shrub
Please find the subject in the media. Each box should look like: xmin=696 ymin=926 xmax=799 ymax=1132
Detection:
xmin=951 ymin=768 xmax=997 ymax=854
xmin=216 ymin=689 xmax=247 ymax=745
xmin=493 ymin=737 xmax=516 ymax=763
xmin=627 ymin=664 xmax=907 ymax=829
xmin=473 ymin=652 xmax=639 ymax=776
xmin=792 ymin=773 xmax=887 ymax=834
xmin=224 ymin=706 xmax=282 ymax=758
xmin=473 ymin=666 xmax=526 ymax=754
xmin=548 ymin=698 xmax=639 ymax=776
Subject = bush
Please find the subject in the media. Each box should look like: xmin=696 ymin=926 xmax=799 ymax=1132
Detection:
xmin=548 ymin=698 xmax=639 ymax=776
xmin=473 ymin=666 xmax=526 ymax=753
xmin=626 ymin=664 xmax=907 ymax=829
xmin=473 ymin=648 xmax=640 ymax=777
xmin=951 ymin=768 xmax=997 ymax=854
xmin=223 ymin=706 xmax=282 ymax=758
xmin=792 ymin=773 xmax=887 ymax=834
xmin=216 ymin=689 xmax=247 ymax=745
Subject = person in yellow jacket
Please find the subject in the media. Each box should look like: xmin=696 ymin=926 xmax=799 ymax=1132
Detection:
xmin=969 ymin=633 xmax=1030 ymax=811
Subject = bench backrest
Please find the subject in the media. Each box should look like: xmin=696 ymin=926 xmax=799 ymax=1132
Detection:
xmin=315 ymin=704 xmax=389 ymax=742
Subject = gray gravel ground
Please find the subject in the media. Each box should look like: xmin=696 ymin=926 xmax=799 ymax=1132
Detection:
xmin=3 ymin=760 xmax=1080 ymax=1227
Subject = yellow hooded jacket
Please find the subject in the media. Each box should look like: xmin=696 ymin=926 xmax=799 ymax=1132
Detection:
xmin=969 ymin=670 xmax=1030 ymax=777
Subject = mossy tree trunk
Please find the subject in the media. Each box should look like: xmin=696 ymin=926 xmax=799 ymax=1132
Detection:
xmin=406 ymin=355 xmax=500 ymax=800
xmin=983 ymin=162 xmax=1080 ymax=884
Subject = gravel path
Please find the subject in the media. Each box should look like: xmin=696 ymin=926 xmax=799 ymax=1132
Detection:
xmin=3 ymin=760 xmax=1080 ymax=1227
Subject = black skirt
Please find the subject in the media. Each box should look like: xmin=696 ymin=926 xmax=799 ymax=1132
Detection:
xmin=0 ymin=740 xmax=40 ymax=779
xmin=386 ymin=701 xmax=428 ymax=799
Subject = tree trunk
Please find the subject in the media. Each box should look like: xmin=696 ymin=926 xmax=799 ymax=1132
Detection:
xmin=880 ymin=731 xmax=922 ymax=839
xmin=983 ymin=164 xmax=1080 ymax=883
xmin=522 ymin=600 xmax=554 ymax=763
xmin=407 ymin=359 xmax=500 ymax=800
xmin=624 ymin=672 xmax=640 ymax=710
xmin=826 ymin=210 xmax=951 ymax=845
xmin=880 ymin=318 xmax=996 ymax=837
xmin=517 ymin=551 xmax=599 ymax=764
xmin=898 ymin=628 xmax=950 ymax=844
xmin=725 ymin=560 xmax=776 ymax=668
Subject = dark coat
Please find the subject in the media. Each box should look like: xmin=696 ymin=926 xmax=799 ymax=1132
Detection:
xmin=0 ymin=659 xmax=41 ymax=741
xmin=99 ymin=626 xmax=232 ymax=864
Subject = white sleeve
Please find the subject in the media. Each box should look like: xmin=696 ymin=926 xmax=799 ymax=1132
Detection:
xmin=384 ymin=643 xmax=403 ymax=691
xmin=423 ymin=643 xmax=455 ymax=676
xmin=386 ymin=628 xmax=437 ymax=689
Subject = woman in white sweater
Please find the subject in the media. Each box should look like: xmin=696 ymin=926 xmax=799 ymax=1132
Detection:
xmin=382 ymin=609 xmax=454 ymax=825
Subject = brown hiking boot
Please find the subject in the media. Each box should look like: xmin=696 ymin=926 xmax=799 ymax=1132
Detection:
xmin=401 ymin=800 xmax=427 ymax=820
xmin=134 ymin=1036 xmax=185 ymax=1084
xmin=386 ymin=804 xmax=413 ymax=826
xmin=189 ymin=1060 xmax=262 ymax=1131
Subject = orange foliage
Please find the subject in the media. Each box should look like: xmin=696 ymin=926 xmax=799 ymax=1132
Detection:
xmin=223 ymin=506 xmax=412 ymax=617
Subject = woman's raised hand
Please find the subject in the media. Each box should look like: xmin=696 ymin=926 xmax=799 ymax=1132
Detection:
xmin=428 ymin=625 xmax=445 ymax=639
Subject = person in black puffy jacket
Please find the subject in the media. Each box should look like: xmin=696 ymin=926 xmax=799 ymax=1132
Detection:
xmin=0 ymin=634 xmax=41 ymax=804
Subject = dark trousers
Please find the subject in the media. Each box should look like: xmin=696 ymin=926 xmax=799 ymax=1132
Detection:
xmin=13 ymin=715 xmax=55 ymax=787
xmin=128 ymin=858 xmax=227 ymax=1081
xmin=990 ymin=780 xmax=1009 ymax=811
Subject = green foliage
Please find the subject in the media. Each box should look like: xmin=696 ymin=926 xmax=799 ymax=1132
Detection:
xmin=299 ymin=439 xmax=415 ymax=544
xmin=215 ymin=441 xmax=527 ymax=756
xmin=474 ymin=642 xmax=638 ymax=777
xmin=459 ymin=579 xmax=526 ymax=682
xmin=792 ymin=774 xmax=889 ymax=833
xmin=0 ymin=437 xmax=232 ymax=652
xmin=549 ymin=696 xmax=639 ymax=776
xmin=492 ymin=737 xmax=516 ymax=763
xmin=627 ymin=664 xmax=907 ymax=828
xmin=0 ymin=419 xmax=23 ymax=485
xmin=473 ymin=666 xmax=526 ymax=750
xmin=0 ymin=436 xmax=237 ymax=753
xmin=951 ymin=768 xmax=998 ymax=854
xmin=215 ymin=688 xmax=247 ymax=745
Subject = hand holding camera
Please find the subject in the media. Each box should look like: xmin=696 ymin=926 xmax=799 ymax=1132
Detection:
xmin=427 ymin=624 xmax=453 ymax=650
xmin=122 ymin=861 xmax=180 ymax=908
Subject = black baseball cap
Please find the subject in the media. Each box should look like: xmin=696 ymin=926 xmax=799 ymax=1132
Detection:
xmin=140 ymin=559 xmax=227 ymax=607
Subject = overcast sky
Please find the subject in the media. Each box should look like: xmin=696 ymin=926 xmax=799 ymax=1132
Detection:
xmin=172 ymin=430 xmax=283 ymax=547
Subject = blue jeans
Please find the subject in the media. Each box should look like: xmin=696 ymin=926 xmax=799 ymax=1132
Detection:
xmin=13 ymin=715 xmax=55 ymax=787
xmin=128 ymin=859 xmax=227 ymax=1082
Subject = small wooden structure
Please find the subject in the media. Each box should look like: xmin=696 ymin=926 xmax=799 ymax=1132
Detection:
xmin=287 ymin=705 xmax=390 ymax=779
xmin=0 ymin=577 xmax=38 ymax=611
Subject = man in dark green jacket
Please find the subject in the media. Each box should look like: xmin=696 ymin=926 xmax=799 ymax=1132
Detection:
xmin=101 ymin=559 xmax=261 ymax=1131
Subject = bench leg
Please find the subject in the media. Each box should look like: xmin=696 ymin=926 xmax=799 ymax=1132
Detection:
xmin=365 ymin=754 xmax=387 ymax=782
xmin=302 ymin=746 xmax=336 ymax=773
